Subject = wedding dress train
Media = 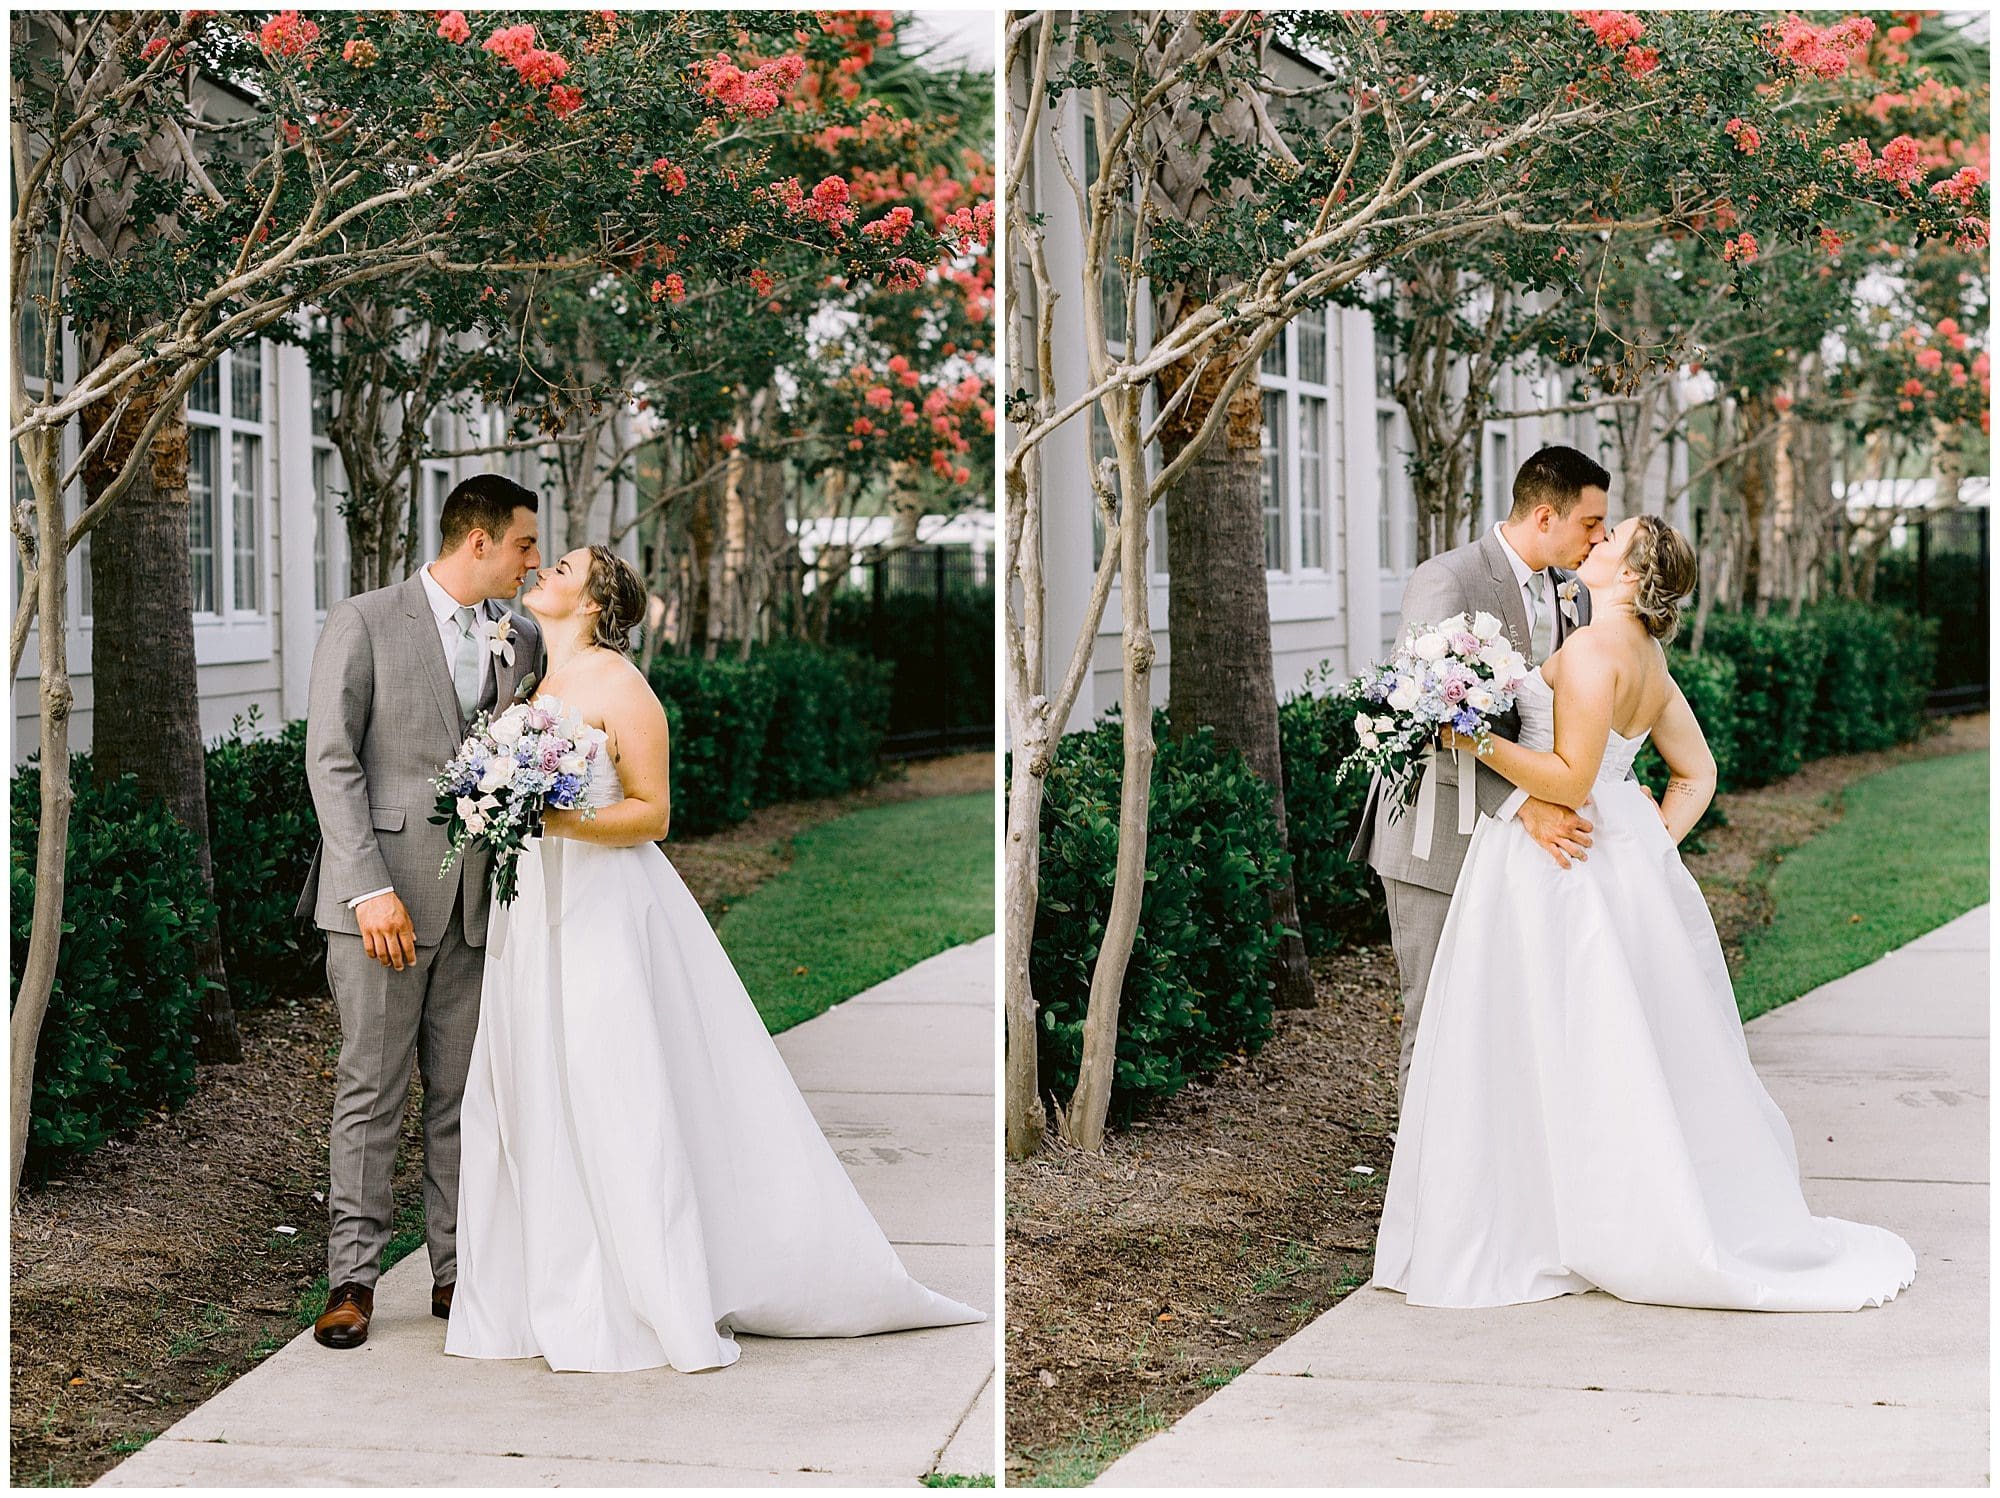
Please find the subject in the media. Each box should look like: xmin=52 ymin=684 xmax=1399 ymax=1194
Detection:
xmin=445 ymin=742 xmax=984 ymax=1372
xmin=1374 ymin=667 xmax=1916 ymax=1312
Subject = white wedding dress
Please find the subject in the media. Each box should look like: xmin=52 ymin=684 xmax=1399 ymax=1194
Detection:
xmin=1374 ymin=667 xmax=1916 ymax=1312
xmin=445 ymin=741 xmax=985 ymax=1372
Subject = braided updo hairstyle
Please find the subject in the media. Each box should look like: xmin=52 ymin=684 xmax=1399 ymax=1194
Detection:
xmin=582 ymin=544 xmax=648 ymax=654
xmin=1623 ymin=515 xmax=1698 ymax=644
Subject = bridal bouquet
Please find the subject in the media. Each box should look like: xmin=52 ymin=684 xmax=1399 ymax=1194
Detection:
xmin=1333 ymin=612 xmax=1530 ymax=842
xmin=430 ymin=696 xmax=605 ymax=905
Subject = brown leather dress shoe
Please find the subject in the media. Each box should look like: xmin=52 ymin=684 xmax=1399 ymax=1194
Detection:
xmin=432 ymin=1281 xmax=455 ymax=1321
xmin=313 ymin=1282 xmax=374 ymax=1349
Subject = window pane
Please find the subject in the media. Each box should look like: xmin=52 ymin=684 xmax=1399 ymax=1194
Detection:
xmin=231 ymin=342 xmax=263 ymax=422
xmin=311 ymin=356 xmax=334 ymax=437
xmin=18 ymin=238 xmax=54 ymax=383
xmin=1300 ymin=396 xmax=1326 ymax=570
xmin=1261 ymin=328 xmax=1286 ymax=378
xmin=1082 ymin=116 xmax=1132 ymax=347
xmin=188 ymin=428 xmax=217 ymax=611
xmin=232 ymin=433 xmax=261 ymax=611
xmin=312 ymin=449 xmax=331 ymax=611
xmin=1488 ymin=431 xmax=1510 ymax=531
xmin=190 ymin=358 xmax=220 ymax=414
xmin=1298 ymin=312 xmax=1327 ymax=386
xmin=1375 ymin=343 xmax=1396 ymax=401
xmin=1376 ymin=411 xmax=1395 ymax=570
xmin=1261 ymin=391 xmax=1285 ymax=571
xmin=424 ymin=467 xmax=449 ymax=560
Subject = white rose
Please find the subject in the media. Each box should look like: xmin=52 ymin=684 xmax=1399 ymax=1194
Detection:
xmin=1373 ymin=715 xmax=1397 ymax=735
xmin=1478 ymin=641 xmax=1514 ymax=671
xmin=1387 ymin=678 xmax=1421 ymax=712
xmin=463 ymin=810 xmax=487 ymax=836
xmin=489 ymin=712 xmax=525 ymax=746
xmin=456 ymin=796 xmax=481 ymax=822
xmin=1357 ymin=729 xmax=1379 ymax=750
xmin=1464 ymin=686 xmax=1495 ymax=713
xmin=1471 ymin=610 xmax=1503 ymax=641
xmin=1413 ymin=632 xmax=1449 ymax=662
xmin=1437 ymin=612 xmax=1470 ymax=637
xmin=478 ymin=761 xmax=512 ymax=795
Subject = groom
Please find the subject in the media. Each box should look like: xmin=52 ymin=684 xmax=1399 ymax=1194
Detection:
xmin=1352 ymin=445 xmax=1611 ymax=1098
xmin=296 ymin=474 xmax=546 ymax=1349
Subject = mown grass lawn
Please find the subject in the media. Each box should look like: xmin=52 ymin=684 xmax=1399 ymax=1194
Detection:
xmin=716 ymin=790 xmax=993 ymax=1033
xmin=1733 ymin=749 xmax=1989 ymax=1023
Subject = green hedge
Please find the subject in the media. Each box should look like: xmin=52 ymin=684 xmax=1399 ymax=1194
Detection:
xmin=1277 ymin=675 xmax=1387 ymax=954
xmin=10 ymin=761 xmax=215 ymax=1182
xmin=1691 ymin=601 xmax=1936 ymax=788
xmin=1029 ymin=712 xmax=1288 ymax=1126
xmin=647 ymin=641 xmax=890 ymax=835
xmin=205 ymin=711 xmax=322 ymax=1008
xmin=751 ymin=640 xmax=893 ymax=804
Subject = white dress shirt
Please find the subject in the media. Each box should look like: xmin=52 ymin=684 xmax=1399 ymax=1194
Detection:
xmin=1490 ymin=525 xmax=1552 ymax=828
xmin=347 ymin=567 xmax=494 ymax=913
xmin=1492 ymin=523 xmax=1554 ymax=660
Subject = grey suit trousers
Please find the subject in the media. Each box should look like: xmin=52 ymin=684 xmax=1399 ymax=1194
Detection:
xmin=324 ymin=889 xmax=484 ymax=1290
xmin=1382 ymin=877 xmax=1451 ymax=1099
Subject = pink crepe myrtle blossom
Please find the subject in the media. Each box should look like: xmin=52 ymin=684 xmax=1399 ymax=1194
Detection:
xmin=259 ymin=10 xmax=319 ymax=58
xmin=1578 ymin=11 xmax=1645 ymax=49
xmin=437 ymin=10 xmax=470 ymax=44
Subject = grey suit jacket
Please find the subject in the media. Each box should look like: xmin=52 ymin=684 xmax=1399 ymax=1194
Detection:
xmin=1349 ymin=529 xmax=1590 ymax=896
xmin=294 ymin=572 xmax=545 ymax=948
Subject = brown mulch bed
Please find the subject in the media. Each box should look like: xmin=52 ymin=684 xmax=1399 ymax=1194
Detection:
xmin=1001 ymin=714 xmax=1988 ymax=1485
xmin=9 ymin=751 xmax=992 ymax=1489
xmin=1004 ymin=945 xmax=1403 ymax=1486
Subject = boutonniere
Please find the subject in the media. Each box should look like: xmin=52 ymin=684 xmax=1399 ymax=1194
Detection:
xmin=510 ymin=669 xmax=539 ymax=704
xmin=1556 ymin=579 xmax=1581 ymax=624
xmin=482 ymin=613 xmax=517 ymax=668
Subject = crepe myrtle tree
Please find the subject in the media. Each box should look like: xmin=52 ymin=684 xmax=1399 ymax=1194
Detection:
xmin=1001 ymin=7 xmax=1988 ymax=1156
xmin=6 ymin=7 xmax=950 ymax=1200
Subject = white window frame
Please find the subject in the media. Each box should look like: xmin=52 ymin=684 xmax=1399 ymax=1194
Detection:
xmin=1260 ymin=306 xmax=1338 ymax=580
xmin=184 ymin=340 xmax=275 ymax=664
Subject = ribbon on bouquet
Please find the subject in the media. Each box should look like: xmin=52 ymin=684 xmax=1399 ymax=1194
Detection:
xmin=1408 ymin=743 xmax=1477 ymax=862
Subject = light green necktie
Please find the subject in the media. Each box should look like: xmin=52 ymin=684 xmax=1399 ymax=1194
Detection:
xmin=1527 ymin=571 xmax=1554 ymax=663
xmin=452 ymin=604 xmax=480 ymax=721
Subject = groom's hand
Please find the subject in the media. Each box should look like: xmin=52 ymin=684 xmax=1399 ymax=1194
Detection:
xmin=355 ymin=891 xmax=417 ymax=970
xmin=1517 ymin=798 xmax=1592 ymax=870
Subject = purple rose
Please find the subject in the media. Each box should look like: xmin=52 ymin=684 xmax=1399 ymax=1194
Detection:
xmin=1451 ymin=631 xmax=1480 ymax=656
xmin=1441 ymin=678 xmax=1467 ymax=704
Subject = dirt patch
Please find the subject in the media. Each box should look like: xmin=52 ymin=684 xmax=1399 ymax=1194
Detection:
xmin=10 ymin=751 xmax=992 ymax=1489
xmin=1001 ymin=717 xmax=1988 ymax=1484
xmin=1005 ymin=945 xmax=1403 ymax=1486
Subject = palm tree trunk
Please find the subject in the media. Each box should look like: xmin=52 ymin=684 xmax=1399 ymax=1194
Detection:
xmin=80 ymin=359 xmax=241 ymax=1062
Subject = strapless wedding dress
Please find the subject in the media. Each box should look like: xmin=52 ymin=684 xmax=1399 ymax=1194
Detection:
xmin=445 ymin=737 xmax=984 ymax=1372
xmin=1374 ymin=667 xmax=1915 ymax=1311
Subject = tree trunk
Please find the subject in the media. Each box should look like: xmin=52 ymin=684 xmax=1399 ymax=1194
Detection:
xmin=1158 ymin=356 xmax=1315 ymax=1011
xmin=1058 ymin=440 xmax=1157 ymax=1151
xmin=11 ymin=427 xmax=74 ymax=1199
xmin=1003 ymin=746 xmax=1048 ymax=1158
xmin=79 ymin=362 xmax=242 ymax=1062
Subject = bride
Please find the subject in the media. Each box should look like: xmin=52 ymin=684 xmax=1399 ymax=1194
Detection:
xmin=444 ymin=544 xmax=985 ymax=1372
xmin=1374 ymin=514 xmax=1916 ymax=1313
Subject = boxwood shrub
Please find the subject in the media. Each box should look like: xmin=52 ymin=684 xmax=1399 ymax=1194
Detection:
xmin=1277 ymin=674 xmax=1387 ymax=954
xmin=10 ymin=760 xmax=215 ymax=1181
xmin=1029 ymin=711 xmax=1288 ymax=1126
xmin=205 ymin=711 xmax=322 ymax=1008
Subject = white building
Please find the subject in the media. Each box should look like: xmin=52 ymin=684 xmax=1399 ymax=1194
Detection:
xmin=1015 ymin=39 xmax=1686 ymax=737
xmin=9 ymin=321 xmax=643 ymax=762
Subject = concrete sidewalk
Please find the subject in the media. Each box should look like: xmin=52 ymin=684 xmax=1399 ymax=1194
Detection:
xmin=1098 ymin=909 xmax=1990 ymax=1488
xmin=100 ymin=936 xmax=997 ymax=1489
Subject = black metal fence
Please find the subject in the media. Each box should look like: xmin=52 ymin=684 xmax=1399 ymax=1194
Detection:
xmin=823 ymin=547 xmax=994 ymax=760
xmin=1876 ymin=506 xmax=1989 ymax=716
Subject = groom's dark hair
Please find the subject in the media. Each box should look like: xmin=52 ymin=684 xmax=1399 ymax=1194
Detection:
xmin=440 ymin=473 xmax=538 ymax=552
xmin=1511 ymin=445 xmax=1611 ymax=519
